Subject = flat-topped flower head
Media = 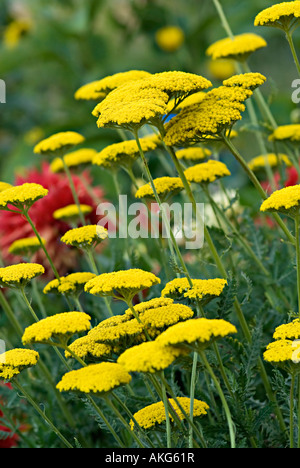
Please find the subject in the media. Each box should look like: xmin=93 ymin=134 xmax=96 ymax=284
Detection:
xmin=206 ymin=33 xmax=267 ymax=62
xmin=50 ymin=149 xmax=98 ymax=174
xmin=84 ymin=269 xmax=161 ymax=302
xmin=156 ymin=317 xmax=237 ymax=351
xmin=8 ymin=237 xmax=46 ymax=257
xmin=155 ymin=26 xmax=185 ymax=53
xmin=269 ymin=124 xmax=300 ymax=143
xmin=0 ymin=263 xmax=45 ymax=289
xmin=223 ymin=72 xmax=267 ymax=91
xmin=248 ymin=153 xmax=292 ymax=172
xmin=65 ymin=335 xmax=114 ymax=361
xmin=61 ymin=225 xmax=108 ymax=249
xmin=0 ymin=182 xmax=12 ymax=193
xmin=0 ymin=349 xmax=39 ymax=381
xmin=53 ymin=204 xmax=93 ymax=223
xmin=260 ymin=185 xmax=300 ymax=217
xmin=184 ymin=160 xmax=231 ymax=185
xmin=161 ymin=277 xmax=227 ymax=305
xmin=88 ymin=319 xmax=144 ymax=348
xmin=117 ymin=340 xmax=187 ymax=374
xmin=43 ymin=272 xmax=96 ymax=297
xmin=75 ymin=70 xmax=151 ymax=101
xmin=130 ymin=397 xmax=209 ymax=430
xmin=135 ymin=177 xmax=185 ymax=202
xmin=0 ymin=183 xmax=48 ymax=212
xmin=254 ymin=1 xmax=300 ymax=31
xmin=264 ymin=339 xmax=300 ymax=373
xmin=273 ymin=320 xmax=300 ymax=341
xmin=56 ymin=362 xmax=132 ymax=396
xmin=124 ymin=297 xmax=174 ymax=319
xmin=176 ymin=147 xmax=212 ymax=164
xmin=22 ymin=312 xmax=92 ymax=346
xmin=93 ymin=136 xmax=157 ymax=171
xmin=34 ymin=132 xmax=85 ymax=157
xmin=138 ymin=303 xmax=194 ymax=330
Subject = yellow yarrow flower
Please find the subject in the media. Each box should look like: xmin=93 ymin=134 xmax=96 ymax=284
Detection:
xmin=269 ymin=124 xmax=300 ymax=143
xmin=53 ymin=204 xmax=93 ymax=222
xmin=248 ymin=154 xmax=292 ymax=172
xmin=135 ymin=177 xmax=185 ymax=201
xmin=130 ymin=397 xmax=209 ymax=430
xmin=0 ymin=349 xmax=39 ymax=381
xmin=208 ymin=59 xmax=236 ymax=81
xmin=84 ymin=269 xmax=161 ymax=302
xmin=22 ymin=312 xmax=92 ymax=346
xmin=184 ymin=160 xmax=231 ymax=185
xmin=124 ymin=297 xmax=174 ymax=319
xmin=56 ymin=362 xmax=132 ymax=396
xmin=273 ymin=320 xmax=300 ymax=341
xmin=65 ymin=335 xmax=114 ymax=361
xmin=0 ymin=182 xmax=12 ymax=193
xmin=0 ymin=183 xmax=48 ymax=211
xmin=173 ymin=92 xmax=207 ymax=112
xmin=34 ymin=132 xmax=85 ymax=157
xmin=161 ymin=277 xmax=227 ymax=304
xmin=50 ymin=149 xmax=98 ymax=173
xmin=61 ymin=225 xmax=108 ymax=249
xmin=89 ymin=319 xmax=144 ymax=346
xmin=8 ymin=237 xmax=46 ymax=257
xmin=176 ymin=147 xmax=212 ymax=163
xmin=0 ymin=263 xmax=45 ymax=289
xmin=155 ymin=26 xmax=185 ymax=52
xmin=156 ymin=317 xmax=237 ymax=351
xmin=254 ymin=1 xmax=300 ymax=31
xmin=43 ymin=272 xmax=96 ymax=297
xmin=206 ymin=33 xmax=267 ymax=61
xmin=75 ymin=70 xmax=152 ymax=101
xmin=117 ymin=340 xmax=187 ymax=374
xmin=264 ymin=339 xmax=300 ymax=373
xmin=138 ymin=303 xmax=194 ymax=330
xmin=93 ymin=136 xmax=157 ymax=171
xmin=260 ymin=185 xmax=300 ymax=217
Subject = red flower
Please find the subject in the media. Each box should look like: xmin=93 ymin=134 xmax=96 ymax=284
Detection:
xmin=0 ymin=384 xmax=18 ymax=449
xmin=0 ymin=163 xmax=105 ymax=277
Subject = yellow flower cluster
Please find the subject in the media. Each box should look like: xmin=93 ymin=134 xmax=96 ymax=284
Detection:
xmin=273 ymin=319 xmax=300 ymax=341
xmin=248 ymin=153 xmax=292 ymax=172
xmin=264 ymin=321 xmax=300 ymax=370
xmin=176 ymin=147 xmax=212 ymax=163
xmin=84 ymin=269 xmax=161 ymax=300
xmin=124 ymin=297 xmax=174 ymax=318
xmin=223 ymin=72 xmax=266 ymax=90
xmin=155 ymin=26 xmax=185 ymax=53
xmin=89 ymin=319 xmax=144 ymax=346
xmin=117 ymin=340 xmax=187 ymax=374
xmin=137 ymin=303 xmax=194 ymax=330
xmin=161 ymin=277 xmax=227 ymax=302
xmin=130 ymin=397 xmax=209 ymax=430
xmin=22 ymin=312 xmax=92 ymax=345
xmin=61 ymin=225 xmax=108 ymax=248
xmin=0 ymin=182 xmax=12 ymax=193
xmin=174 ymin=92 xmax=207 ymax=111
xmin=0 ymin=349 xmax=39 ymax=381
xmin=156 ymin=318 xmax=237 ymax=351
xmin=65 ymin=335 xmax=114 ymax=361
xmin=50 ymin=149 xmax=98 ymax=173
xmin=260 ymin=185 xmax=300 ymax=216
xmin=0 ymin=263 xmax=45 ymax=288
xmin=208 ymin=59 xmax=236 ymax=81
xmin=34 ymin=132 xmax=85 ymax=156
xmin=206 ymin=33 xmax=267 ymax=61
xmin=56 ymin=362 xmax=132 ymax=396
xmin=269 ymin=124 xmax=300 ymax=143
xmin=184 ymin=160 xmax=231 ymax=185
xmin=75 ymin=70 xmax=151 ymax=101
xmin=135 ymin=177 xmax=185 ymax=201
xmin=43 ymin=272 xmax=96 ymax=296
xmin=0 ymin=183 xmax=48 ymax=211
xmin=254 ymin=1 xmax=300 ymax=29
xmin=8 ymin=237 xmax=46 ymax=256
xmin=53 ymin=204 xmax=93 ymax=222
xmin=93 ymin=136 xmax=157 ymax=171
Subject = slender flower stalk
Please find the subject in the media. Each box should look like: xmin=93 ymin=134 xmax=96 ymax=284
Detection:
xmin=61 ymin=155 xmax=86 ymax=226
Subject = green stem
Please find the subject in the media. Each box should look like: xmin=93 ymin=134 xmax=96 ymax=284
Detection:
xmin=126 ymin=298 xmax=152 ymax=341
xmin=20 ymin=287 xmax=40 ymax=322
xmin=160 ymin=374 xmax=172 ymax=448
xmin=12 ymin=379 xmax=73 ymax=448
xmin=286 ymin=30 xmax=300 ymax=78
xmin=0 ymin=289 xmax=24 ymax=338
xmin=61 ymin=156 xmax=86 ymax=226
xmin=290 ymin=373 xmax=296 ymax=449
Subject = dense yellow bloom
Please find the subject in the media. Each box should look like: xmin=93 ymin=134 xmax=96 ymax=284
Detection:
xmin=89 ymin=319 xmax=144 ymax=345
xmin=254 ymin=2 xmax=300 ymax=29
xmin=56 ymin=362 xmax=132 ymax=395
xmin=130 ymin=397 xmax=209 ymax=430
xmin=61 ymin=225 xmax=108 ymax=248
xmin=248 ymin=153 xmax=292 ymax=172
xmin=269 ymin=125 xmax=300 ymax=143
xmin=0 ymin=183 xmax=48 ymax=211
xmin=223 ymin=72 xmax=267 ymax=91
xmin=65 ymin=335 xmax=114 ymax=360
xmin=22 ymin=312 xmax=92 ymax=345
xmin=184 ymin=160 xmax=231 ymax=185
xmin=34 ymin=132 xmax=85 ymax=157
xmin=117 ymin=340 xmax=187 ymax=374
xmin=206 ymin=33 xmax=267 ymax=61
xmin=8 ymin=237 xmax=46 ymax=257
xmin=260 ymin=185 xmax=300 ymax=216
xmin=135 ymin=177 xmax=184 ymax=201
xmin=156 ymin=317 xmax=237 ymax=350
xmin=0 ymin=349 xmax=39 ymax=380
xmin=138 ymin=303 xmax=194 ymax=329
xmin=93 ymin=136 xmax=157 ymax=171
xmin=0 ymin=263 xmax=45 ymax=288
xmin=53 ymin=204 xmax=93 ymax=222
xmin=50 ymin=149 xmax=98 ymax=173
xmin=174 ymin=92 xmax=207 ymax=111
xmin=176 ymin=147 xmax=212 ymax=163
xmin=84 ymin=269 xmax=161 ymax=301
xmin=161 ymin=277 xmax=227 ymax=303
xmin=0 ymin=182 xmax=12 ymax=193
xmin=273 ymin=320 xmax=300 ymax=341
xmin=155 ymin=26 xmax=185 ymax=52
xmin=43 ymin=272 xmax=96 ymax=296
xmin=75 ymin=70 xmax=151 ymax=101
xmin=124 ymin=297 xmax=174 ymax=318
xmin=264 ymin=339 xmax=300 ymax=370
xmin=208 ymin=59 xmax=236 ymax=80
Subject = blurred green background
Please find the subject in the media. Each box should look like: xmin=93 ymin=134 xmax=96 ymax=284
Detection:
xmin=0 ymin=0 xmax=299 ymax=188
